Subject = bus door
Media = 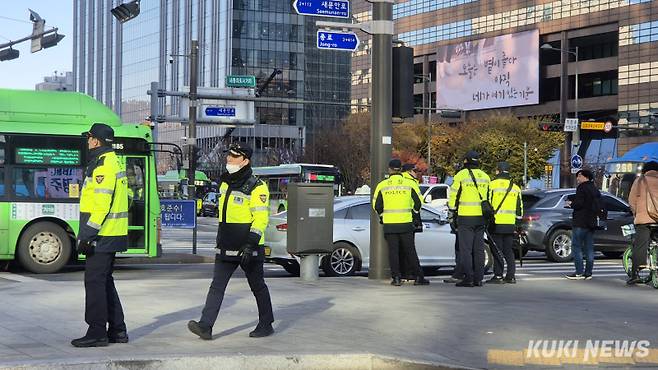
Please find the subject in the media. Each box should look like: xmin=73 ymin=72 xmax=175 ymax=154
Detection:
xmin=122 ymin=156 xmax=149 ymax=255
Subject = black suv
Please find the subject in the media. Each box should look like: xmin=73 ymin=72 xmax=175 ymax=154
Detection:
xmin=520 ymin=189 xmax=633 ymax=262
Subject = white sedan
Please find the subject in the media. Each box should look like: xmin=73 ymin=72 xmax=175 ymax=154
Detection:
xmin=264 ymin=196 xmax=493 ymax=276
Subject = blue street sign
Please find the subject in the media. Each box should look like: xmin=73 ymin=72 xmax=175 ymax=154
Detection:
xmin=571 ymin=154 xmax=583 ymax=170
xmin=160 ymin=200 xmax=196 ymax=229
xmin=316 ymin=30 xmax=359 ymax=52
xmin=293 ymin=0 xmax=350 ymax=18
xmin=205 ymin=107 xmax=236 ymax=117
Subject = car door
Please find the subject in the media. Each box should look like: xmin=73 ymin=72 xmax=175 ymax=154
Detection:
xmin=414 ymin=207 xmax=455 ymax=266
xmin=428 ymin=185 xmax=449 ymax=209
xmin=596 ymin=195 xmax=633 ymax=246
xmin=345 ymin=203 xmax=371 ymax=252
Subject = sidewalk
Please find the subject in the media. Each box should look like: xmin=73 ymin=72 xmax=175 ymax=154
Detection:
xmin=2 ymin=267 xmax=658 ymax=369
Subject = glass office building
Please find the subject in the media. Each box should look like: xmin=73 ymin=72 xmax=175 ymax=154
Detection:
xmin=73 ymin=0 xmax=351 ymax=166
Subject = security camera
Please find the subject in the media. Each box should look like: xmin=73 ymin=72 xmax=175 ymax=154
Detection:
xmin=168 ymin=56 xmax=174 ymax=64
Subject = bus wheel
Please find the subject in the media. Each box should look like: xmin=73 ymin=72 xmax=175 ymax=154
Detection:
xmin=17 ymin=222 xmax=72 ymax=274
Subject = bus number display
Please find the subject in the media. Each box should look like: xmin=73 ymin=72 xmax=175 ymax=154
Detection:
xmin=16 ymin=148 xmax=81 ymax=166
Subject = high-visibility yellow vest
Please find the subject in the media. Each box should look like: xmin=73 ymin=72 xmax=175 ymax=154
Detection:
xmin=448 ymin=168 xmax=490 ymax=217
xmin=372 ymin=174 xmax=421 ymax=224
xmin=217 ymin=178 xmax=269 ymax=248
xmin=489 ymin=178 xmax=523 ymax=225
xmin=79 ymin=150 xmax=129 ymax=252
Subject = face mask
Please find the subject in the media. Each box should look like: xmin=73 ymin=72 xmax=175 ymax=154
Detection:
xmin=226 ymin=163 xmax=242 ymax=174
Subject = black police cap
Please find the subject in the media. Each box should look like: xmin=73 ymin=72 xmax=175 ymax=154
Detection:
xmin=224 ymin=142 xmax=253 ymax=159
xmin=389 ymin=159 xmax=402 ymax=170
xmin=82 ymin=123 xmax=114 ymax=143
xmin=402 ymin=163 xmax=416 ymax=172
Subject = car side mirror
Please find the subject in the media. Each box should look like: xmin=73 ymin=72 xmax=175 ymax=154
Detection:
xmin=425 ymin=195 xmax=432 ymax=203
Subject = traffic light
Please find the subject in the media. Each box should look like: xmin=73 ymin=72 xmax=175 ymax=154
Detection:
xmin=538 ymin=122 xmax=564 ymax=132
xmin=41 ymin=33 xmax=65 ymax=49
xmin=392 ymin=46 xmax=414 ymax=118
xmin=0 ymin=48 xmax=19 ymax=61
xmin=111 ymin=0 xmax=141 ymax=23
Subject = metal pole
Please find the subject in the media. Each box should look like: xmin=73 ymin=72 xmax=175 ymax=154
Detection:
xmin=573 ymin=46 xmax=580 ymax=157
xmin=523 ymin=141 xmax=528 ymax=188
xmin=424 ymin=75 xmax=430 ymax=171
xmin=188 ymin=40 xmax=199 ymax=254
xmin=559 ymin=31 xmax=571 ymax=188
xmin=150 ymin=81 xmax=159 ymax=142
xmin=369 ymin=1 xmax=393 ymax=280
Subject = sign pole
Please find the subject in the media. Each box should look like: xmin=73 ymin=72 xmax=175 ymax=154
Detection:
xmin=188 ymin=39 xmax=199 ymax=255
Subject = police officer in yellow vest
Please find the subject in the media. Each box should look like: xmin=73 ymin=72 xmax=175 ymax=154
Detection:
xmin=448 ymin=151 xmax=490 ymax=287
xmin=487 ymin=162 xmax=523 ymax=284
xmin=72 ymin=123 xmax=129 ymax=347
xmin=188 ymin=143 xmax=274 ymax=340
xmin=373 ymin=159 xmax=429 ymax=286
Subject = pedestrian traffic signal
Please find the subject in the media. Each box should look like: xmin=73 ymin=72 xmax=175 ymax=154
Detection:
xmin=538 ymin=122 xmax=563 ymax=132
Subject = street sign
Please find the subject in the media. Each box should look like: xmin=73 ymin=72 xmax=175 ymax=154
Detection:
xmin=205 ymin=106 xmax=236 ymax=117
xmin=580 ymin=121 xmax=605 ymax=130
xmin=160 ymin=199 xmax=196 ymax=229
xmin=226 ymin=75 xmax=256 ymax=88
xmin=564 ymin=118 xmax=579 ymax=132
xmin=570 ymin=154 xmax=583 ymax=174
xmin=316 ymin=30 xmax=359 ymax=52
xmin=293 ymin=0 xmax=350 ymax=18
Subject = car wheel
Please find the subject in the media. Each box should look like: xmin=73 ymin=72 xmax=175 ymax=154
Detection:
xmin=484 ymin=243 xmax=493 ymax=274
xmin=546 ymin=229 xmax=573 ymax=262
xmin=602 ymin=251 xmax=623 ymax=259
xmin=322 ymin=242 xmax=360 ymax=277
xmin=17 ymin=222 xmax=72 ymax=274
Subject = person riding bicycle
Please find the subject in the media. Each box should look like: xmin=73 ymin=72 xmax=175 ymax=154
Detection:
xmin=627 ymin=161 xmax=658 ymax=285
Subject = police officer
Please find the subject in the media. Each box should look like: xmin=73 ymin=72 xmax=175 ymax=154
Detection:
xmin=448 ymin=151 xmax=490 ymax=287
xmin=487 ymin=162 xmax=523 ymax=284
xmin=372 ymin=159 xmax=429 ymax=286
xmin=72 ymin=123 xmax=129 ymax=347
xmin=188 ymin=143 xmax=274 ymax=339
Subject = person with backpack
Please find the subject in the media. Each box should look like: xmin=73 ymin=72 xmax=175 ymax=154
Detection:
xmin=486 ymin=162 xmax=523 ymax=284
xmin=565 ymin=169 xmax=601 ymax=280
xmin=627 ymin=161 xmax=658 ymax=285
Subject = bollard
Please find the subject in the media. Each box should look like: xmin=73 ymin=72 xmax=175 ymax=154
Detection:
xmin=300 ymin=254 xmax=319 ymax=281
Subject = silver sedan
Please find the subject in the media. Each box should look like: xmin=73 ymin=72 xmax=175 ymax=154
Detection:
xmin=264 ymin=196 xmax=492 ymax=276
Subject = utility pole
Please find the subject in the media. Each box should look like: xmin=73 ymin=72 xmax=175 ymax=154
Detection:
xmin=559 ymin=31 xmax=570 ymax=188
xmin=187 ymin=39 xmax=199 ymax=254
xmin=523 ymin=141 xmax=528 ymax=188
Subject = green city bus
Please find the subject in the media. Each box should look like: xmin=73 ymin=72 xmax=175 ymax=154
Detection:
xmin=0 ymin=89 xmax=162 ymax=273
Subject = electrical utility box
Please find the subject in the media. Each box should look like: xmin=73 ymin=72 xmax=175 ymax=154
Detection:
xmin=287 ymin=183 xmax=334 ymax=255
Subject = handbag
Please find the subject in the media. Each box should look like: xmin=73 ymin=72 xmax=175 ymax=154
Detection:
xmin=467 ymin=169 xmax=494 ymax=223
xmin=643 ymin=176 xmax=658 ymax=222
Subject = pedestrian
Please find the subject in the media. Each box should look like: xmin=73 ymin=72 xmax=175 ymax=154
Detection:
xmin=486 ymin=162 xmax=523 ymax=284
xmin=626 ymin=161 xmax=658 ymax=285
xmin=448 ymin=151 xmax=491 ymax=287
xmin=372 ymin=159 xmax=429 ymax=286
xmin=72 ymin=123 xmax=130 ymax=348
xmin=188 ymin=143 xmax=274 ymax=339
xmin=401 ymin=162 xmax=422 ymax=281
xmin=565 ymin=169 xmax=601 ymax=280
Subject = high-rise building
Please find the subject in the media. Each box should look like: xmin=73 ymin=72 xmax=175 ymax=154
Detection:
xmin=35 ymin=72 xmax=74 ymax=91
xmin=72 ymin=0 xmax=351 ymax=168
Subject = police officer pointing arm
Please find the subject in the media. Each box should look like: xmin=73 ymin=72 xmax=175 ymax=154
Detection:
xmin=72 ymin=123 xmax=129 ymax=347
xmin=188 ymin=143 xmax=274 ymax=340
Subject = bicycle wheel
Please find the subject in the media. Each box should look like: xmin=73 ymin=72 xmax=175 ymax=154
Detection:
xmin=622 ymin=247 xmax=633 ymax=277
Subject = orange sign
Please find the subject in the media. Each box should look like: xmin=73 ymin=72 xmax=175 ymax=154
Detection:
xmin=580 ymin=121 xmax=605 ymax=130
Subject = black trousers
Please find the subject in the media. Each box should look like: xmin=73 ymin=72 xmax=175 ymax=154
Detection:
xmin=493 ymin=233 xmax=516 ymax=279
xmin=457 ymin=224 xmax=486 ymax=283
xmin=84 ymin=252 xmax=126 ymax=338
xmin=452 ymin=234 xmax=464 ymax=279
xmin=633 ymin=224 xmax=651 ymax=272
xmin=199 ymin=256 xmax=274 ymax=330
xmin=384 ymin=232 xmax=423 ymax=279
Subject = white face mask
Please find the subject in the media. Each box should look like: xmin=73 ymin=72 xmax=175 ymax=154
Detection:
xmin=226 ymin=163 xmax=242 ymax=174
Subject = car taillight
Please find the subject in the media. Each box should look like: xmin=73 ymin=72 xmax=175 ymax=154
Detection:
xmin=522 ymin=214 xmax=540 ymax=222
xmin=276 ymin=223 xmax=288 ymax=231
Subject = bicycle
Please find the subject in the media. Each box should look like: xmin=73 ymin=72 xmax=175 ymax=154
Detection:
xmin=622 ymin=224 xmax=658 ymax=289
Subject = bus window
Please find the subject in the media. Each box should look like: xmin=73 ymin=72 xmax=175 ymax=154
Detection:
xmin=13 ymin=167 xmax=83 ymax=199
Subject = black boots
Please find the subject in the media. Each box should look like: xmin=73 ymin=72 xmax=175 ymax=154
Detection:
xmin=108 ymin=331 xmax=129 ymax=344
xmin=626 ymin=270 xmax=643 ymax=285
xmin=249 ymin=323 xmax=274 ymax=338
xmin=71 ymin=336 xmax=109 ymax=348
xmin=414 ymin=277 xmax=430 ymax=285
xmin=188 ymin=320 xmax=212 ymax=340
xmin=487 ymin=276 xmax=505 ymax=284
xmin=390 ymin=276 xmax=402 ymax=286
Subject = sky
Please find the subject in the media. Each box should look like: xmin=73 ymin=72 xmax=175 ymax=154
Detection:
xmin=0 ymin=0 xmax=73 ymax=89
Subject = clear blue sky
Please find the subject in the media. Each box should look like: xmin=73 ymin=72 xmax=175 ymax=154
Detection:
xmin=0 ymin=1 xmax=73 ymax=89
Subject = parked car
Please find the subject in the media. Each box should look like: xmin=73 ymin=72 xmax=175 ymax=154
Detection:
xmin=418 ymin=183 xmax=450 ymax=211
xmin=200 ymin=192 xmax=219 ymax=217
xmin=264 ymin=196 xmax=493 ymax=276
xmin=520 ymin=189 xmax=633 ymax=262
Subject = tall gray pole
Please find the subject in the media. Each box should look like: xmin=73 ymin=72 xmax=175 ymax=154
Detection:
xmin=523 ymin=141 xmax=528 ymax=188
xmin=573 ymin=46 xmax=580 ymax=156
xmin=188 ymin=39 xmax=199 ymax=254
xmin=369 ymin=1 xmax=393 ymax=280
xmin=559 ymin=31 xmax=571 ymax=188
xmin=424 ymin=75 xmax=430 ymax=171
xmin=150 ymin=81 xmax=159 ymax=142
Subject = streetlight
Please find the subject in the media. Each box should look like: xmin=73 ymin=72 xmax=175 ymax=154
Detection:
xmin=111 ymin=0 xmax=141 ymax=23
xmin=540 ymin=43 xmax=579 ymax=187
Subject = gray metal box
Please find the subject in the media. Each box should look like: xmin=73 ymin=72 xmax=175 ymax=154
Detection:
xmin=286 ymin=183 xmax=334 ymax=255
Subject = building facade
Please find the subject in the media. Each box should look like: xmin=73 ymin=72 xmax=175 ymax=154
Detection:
xmin=350 ymin=0 xmax=658 ymax=149
xmin=72 ymin=0 xmax=351 ymax=169
xmin=35 ymin=72 xmax=74 ymax=91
